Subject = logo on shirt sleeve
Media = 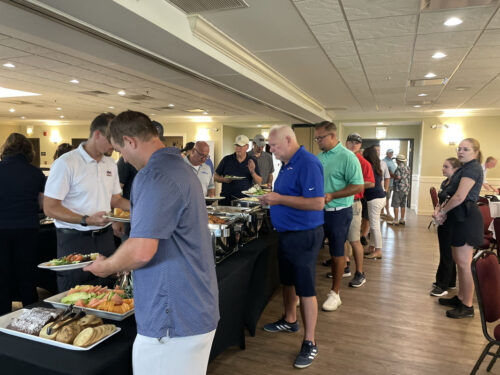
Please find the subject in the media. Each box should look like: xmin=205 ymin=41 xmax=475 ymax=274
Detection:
xmin=106 ymin=170 xmax=112 ymax=176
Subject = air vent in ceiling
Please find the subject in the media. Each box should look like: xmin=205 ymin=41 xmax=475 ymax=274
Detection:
xmin=421 ymin=0 xmax=498 ymax=11
xmin=156 ymin=106 xmax=177 ymax=110
xmin=325 ymin=107 xmax=347 ymax=111
xmin=79 ymin=90 xmax=109 ymax=96
xmin=166 ymin=0 xmax=249 ymax=14
xmin=409 ymin=78 xmax=448 ymax=87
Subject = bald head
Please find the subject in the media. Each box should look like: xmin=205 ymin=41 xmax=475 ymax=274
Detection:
xmin=189 ymin=141 xmax=210 ymax=166
xmin=268 ymin=125 xmax=299 ymax=163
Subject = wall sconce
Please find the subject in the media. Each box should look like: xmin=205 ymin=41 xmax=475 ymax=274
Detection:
xmin=430 ymin=123 xmax=449 ymax=129
xmin=441 ymin=123 xmax=462 ymax=145
xmin=49 ymin=129 xmax=62 ymax=144
xmin=26 ymin=127 xmax=33 ymax=135
xmin=375 ymin=127 xmax=387 ymax=139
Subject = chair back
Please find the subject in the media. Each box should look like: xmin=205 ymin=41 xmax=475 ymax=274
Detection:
xmin=478 ymin=196 xmax=489 ymax=205
xmin=478 ymin=204 xmax=493 ymax=235
xmin=472 ymin=251 xmax=500 ymax=325
xmin=430 ymin=187 xmax=439 ymax=208
xmin=495 ymin=218 xmax=500 ymax=250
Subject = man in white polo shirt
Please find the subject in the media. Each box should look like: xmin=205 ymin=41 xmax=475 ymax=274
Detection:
xmin=184 ymin=141 xmax=215 ymax=197
xmin=44 ymin=113 xmax=130 ymax=291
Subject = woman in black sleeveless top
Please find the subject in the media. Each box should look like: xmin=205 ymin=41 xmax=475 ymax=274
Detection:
xmin=433 ymin=138 xmax=484 ymax=319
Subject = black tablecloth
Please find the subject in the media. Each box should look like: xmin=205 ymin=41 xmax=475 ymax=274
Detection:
xmin=0 ymin=232 xmax=279 ymax=375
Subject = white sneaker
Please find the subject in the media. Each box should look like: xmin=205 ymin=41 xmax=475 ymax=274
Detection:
xmin=399 ymin=219 xmax=405 ymax=225
xmin=322 ymin=290 xmax=341 ymax=311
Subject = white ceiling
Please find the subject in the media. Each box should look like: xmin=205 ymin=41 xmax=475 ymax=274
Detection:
xmin=0 ymin=0 xmax=499 ymax=126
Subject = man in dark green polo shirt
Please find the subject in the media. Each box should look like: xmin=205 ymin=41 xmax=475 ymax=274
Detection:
xmin=315 ymin=121 xmax=363 ymax=312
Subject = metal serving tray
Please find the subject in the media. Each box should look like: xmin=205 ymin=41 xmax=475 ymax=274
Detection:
xmin=44 ymin=292 xmax=134 ymax=321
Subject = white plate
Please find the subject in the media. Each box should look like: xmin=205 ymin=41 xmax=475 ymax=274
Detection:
xmin=38 ymin=260 xmax=94 ymax=271
xmin=204 ymin=196 xmax=224 ymax=201
xmin=103 ymin=215 xmax=130 ymax=223
xmin=0 ymin=309 xmax=121 ymax=351
xmin=44 ymin=291 xmax=134 ymax=321
xmin=242 ymin=191 xmax=266 ymax=198
xmin=225 ymin=176 xmax=246 ymax=180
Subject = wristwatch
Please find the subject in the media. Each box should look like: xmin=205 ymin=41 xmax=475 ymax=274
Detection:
xmin=80 ymin=215 xmax=89 ymax=227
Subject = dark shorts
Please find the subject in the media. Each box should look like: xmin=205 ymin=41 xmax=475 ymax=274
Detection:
xmin=391 ymin=190 xmax=407 ymax=208
xmin=324 ymin=207 xmax=353 ymax=257
xmin=361 ymin=197 xmax=368 ymax=220
xmin=449 ymin=204 xmax=484 ymax=247
xmin=278 ymin=226 xmax=323 ymax=297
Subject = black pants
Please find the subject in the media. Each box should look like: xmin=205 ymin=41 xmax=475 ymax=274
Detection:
xmin=0 ymin=228 xmax=39 ymax=315
xmin=435 ymin=220 xmax=457 ymax=290
xmin=55 ymin=226 xmax=116 ymax=292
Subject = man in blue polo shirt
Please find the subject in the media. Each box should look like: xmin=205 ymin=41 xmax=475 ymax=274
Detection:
xmin=259 ymin=125 xmax=324 ymax=369
xmin=214 ymin=134 xmax=262 ymax=205
xmin=85 ymin=111 xmax=219 ymax=375
xmin=315 ymin=121 xmax=363 ymax=312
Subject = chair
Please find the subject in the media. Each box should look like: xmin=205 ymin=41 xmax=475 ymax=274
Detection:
xmin=478 ymin=204 xmax=494 ymax=250
xmin=471 ymin=251 xmax=500 ymax=374
xmin=494 ymin=218 xmax=500 ymax=253
xmin=428 ymin=187 xmax=439 ymax=229
xmin=479 ymin=196 xmax=490 ymax=205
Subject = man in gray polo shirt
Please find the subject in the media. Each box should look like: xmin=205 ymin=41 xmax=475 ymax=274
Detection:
xmin=85 ymin=110 xmax=219 ymax=375
xmin=248 ymin=134 xmax=274 ymax=187
xmin=184 ymin=141 xmax=215 ymax=197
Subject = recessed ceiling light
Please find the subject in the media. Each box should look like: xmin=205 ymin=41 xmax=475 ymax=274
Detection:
xmin=0 ymin=87 xmax=40 ymax=98
xmin=432 ymin=52 xmax=447 ymax=59
xmin=56 ymin=107 xmax=62 ymax=111
xmin=418 ymin=93 xmax=428 ymax=97
xmin=257 ymin=124 xmax=262 ymax=127
xmin=150 ymin=113 xmax=156 ymax=116
xmin=203 ymin=111 xmax=208 ymax=115
xmin=118 ymin=90 xmax=126 ymax=96
xmin=425 ymin=72 xmax=437 ymax=78
xmin=108 ymin=106 xmax=115 ymax=109
xmin=9 ymin=108 xmax=15 ymax=113
xmin=59 ymin=115 xmax=64 ymax=119
xmin=21 ymin=116 xmax=26 ymax=119
xmin=444 ymin=17 xmax=462 ymax=27
xmin=70 ymin=79 xmax=79 ymax=84
xmin=377 ymin=122 xmax=384 ymax=125
xmin=413 ymin=105 xmax=422 ymax=108
xmin=168 ymin=103 xmax=175 ymax=108
xmin=3 ymin=63 xmax=15 ymax=68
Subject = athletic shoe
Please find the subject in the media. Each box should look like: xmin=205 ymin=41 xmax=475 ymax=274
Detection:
xmin=349 ymin=272 xmax=366 ymax=288
xmin=322 ymin=290 xmax=341 ymax=311
xmin=430 ymin=286 xmax=448 ymax=297
xmin=438 ymin=295 xmax=461 ymax=308
xmin=446 ymin=304 xmax=474 ymax=319
xmin=321 ymin=258 xmax=332 ymax=267
xmin=343 ymin=265 xmax=351 ymax=278
xmin=385 ymin=215 xmax=394 ymax=221
xmin=399 ymin=219 xmax=405 ymax=225
xmin=360 ymin=236 xmax=368 ymax=246
xmin=326 ymin=272 xmax=333 ymax=278
xmin=294 ymin=340 xmax=318 ymax=369
xmin=263 ymin=317 xmax=299 ymax=333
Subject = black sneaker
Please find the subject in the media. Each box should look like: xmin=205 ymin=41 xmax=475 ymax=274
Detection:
xmin=294 ymin=340 xmax=318 ymax=369
xmin=343 ymin=265 xmax=351 ymax=278
xmin=430 ymin=286 xmax=448 ymax=297
xmin=438 ymin=295 xmax=461 ymax=308
xmin=321 ymin=258 xmax=332 ymax=267
xmin=349 ymin=272 xmax=366 ymax=288
xmin=446 ymin=303 xmax=474 ymax=319
xmin=360 ymin=236 xmax=368 ymax=246
xmin=263 ymin=317 xmax=299 ymax=333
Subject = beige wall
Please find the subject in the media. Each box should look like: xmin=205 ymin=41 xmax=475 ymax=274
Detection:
xmin=222 ymin=126 xmax=268 ymax=158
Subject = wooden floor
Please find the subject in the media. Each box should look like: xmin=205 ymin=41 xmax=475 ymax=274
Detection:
xmin=208 ymin=211 xmax=498 ymax=375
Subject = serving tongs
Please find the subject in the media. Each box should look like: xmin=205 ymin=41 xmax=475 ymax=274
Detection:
xmin=46 ymin=305 xmax=85 ymax=335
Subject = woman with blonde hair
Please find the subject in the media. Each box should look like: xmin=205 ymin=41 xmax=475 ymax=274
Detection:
xmin=433 ymin=138 xmax=484 ymax=318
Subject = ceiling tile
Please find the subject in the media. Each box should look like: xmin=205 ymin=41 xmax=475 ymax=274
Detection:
xmin=350 ymin=15 xmax=417 ymax=40
xmin=0 ymin=38 xmax=53 ymax=55
xmin=468 ymin=45 xmax=500 ymax=59
xmin=0 ymin=45 xmax=30 ymax=59
xmin=310 ymin=21 xmax=351 ymax=44
xmin=360 ymin=52 xmax=411 ymax=67
xmin=488 ymin=9 xmax=500 ymax=29
xmin=8 ymin=55 xmax=70 ymax=70
xmin=293 ymin=0 xmax=344 ymax=26
xmin=418 ymin=6 xmax=496 ymax=34
xmin=460 ymin=56 xmax=500 ymax=70
xmin=356 ymin=35 xmax=414 ymax=55
xmin=412 ymin=47 xmax=468 ymax=63
xmin=343 ymin=0 xmax=419 ymax=21
xmin=327 ymin=54 xmax=362 ymax=69
xmin=476 ymin=28 xmax=500 ymax=46
xmin=410 ymin=60 xmax=459 ymax=79
xmin=414 ymin=30 xmax=480 ymax=51
xmin=322 ymin=40 xmax=357 ymax=58
xmin=364 ymin=63 xmax=409 ymax=76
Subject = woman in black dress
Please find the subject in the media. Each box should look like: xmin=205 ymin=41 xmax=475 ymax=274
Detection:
xmin=433 ymin=138 xmax=484 ymax=319
xmin=0 ymin=133 xmax=45 ymax=315
xmin=430 ymin=157 xmax=461 ymax=297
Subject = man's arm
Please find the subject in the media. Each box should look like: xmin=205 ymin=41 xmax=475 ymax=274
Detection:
xmin=267 ymin=173 xmax=274 ymax=187
xmin=384 ymin=178 xmax=390 ymax=192
xmin=43 ymin=197 xmax=109 ymax=226
xmin=364 ymin=181 xmax=375 ymax=189
xmin=214 ymin=172 xmax=231 ymax=184
xmin=325 ymin=184 xmax=364 ymax=202
xmin=259 ymin=192 xmax=324 ymax=211
xmin=84 ymin=238 xmax=158 ymax=277
xmin=111 ymin=194 xmax=131 ymax=211
xmin=248 ymin=159 xmax=262 ymax=185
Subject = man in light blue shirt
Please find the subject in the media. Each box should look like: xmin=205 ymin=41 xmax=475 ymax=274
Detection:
xmin=383 ymin=149 xmax=397 ymax=219
xmin=85 ymin=110 xmax=218 ymax=375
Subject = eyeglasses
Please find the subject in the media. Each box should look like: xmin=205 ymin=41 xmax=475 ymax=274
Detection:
xmin=314 ymin=133 xmax=333 ymax=142
xmin=456 ymin=147 xmax=471 ymax=152
xmin=194 ymin=148 xmax=209 ymax=159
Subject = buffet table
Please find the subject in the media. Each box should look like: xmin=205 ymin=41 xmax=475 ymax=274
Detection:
xmin=0 ymin=232 xmax=279 ymax=374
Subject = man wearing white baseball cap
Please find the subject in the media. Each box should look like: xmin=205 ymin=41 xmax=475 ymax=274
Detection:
xmin=214 ymin=135 xmax=262 ymax=205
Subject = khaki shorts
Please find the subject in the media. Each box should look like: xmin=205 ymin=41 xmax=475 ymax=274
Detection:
xmin=347 ymin=200 xmax=362 ymax=242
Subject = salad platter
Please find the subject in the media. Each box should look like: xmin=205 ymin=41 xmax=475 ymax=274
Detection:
xmin=242 ymin=185 xmax=268 ymax=198
xmin=38 ymin=253 xmax=99 ymax=271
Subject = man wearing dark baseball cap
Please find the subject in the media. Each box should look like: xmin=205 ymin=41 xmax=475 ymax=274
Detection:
xmin=248 ymin=134 xmax=274 ymax=187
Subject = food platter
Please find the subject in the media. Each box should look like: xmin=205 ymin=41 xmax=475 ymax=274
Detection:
xmin=103 ymin=214 xmax=130 ymax=223
xmin=44 ymin=292 xmax=134 ymax=321
xmin=224 ymin=175 xmax=246 ymax=181
xmin=204 ymin=196 xmax=224 ymax=201
xmin=38 ymin=260 xmax=94 ymax=271
xmin=242 ymin=191 xmax=266 ymax=198
xmin=0 ymin=309 xmax=121 ymax=351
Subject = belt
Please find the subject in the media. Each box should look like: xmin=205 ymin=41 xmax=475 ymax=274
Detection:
xmin=57 ymin=225 xmax=112 ymax=237
xmin=325 ymin=206 xmax=349 ymax=212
